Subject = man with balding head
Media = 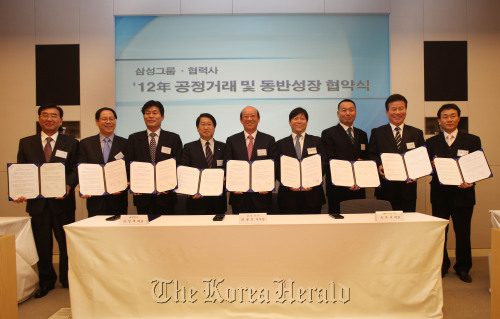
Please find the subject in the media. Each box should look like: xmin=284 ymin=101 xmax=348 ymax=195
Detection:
xmin=224 ymin=106 xmax=276 ymax=213
xmin=321 ymin=99 xmax=368 ymax=213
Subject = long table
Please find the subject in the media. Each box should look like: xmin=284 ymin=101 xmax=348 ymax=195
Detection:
xmin=0 ymin=217 xmax=39 ymax=302
xmin=65 ymin=213 xmax=448 ymax=318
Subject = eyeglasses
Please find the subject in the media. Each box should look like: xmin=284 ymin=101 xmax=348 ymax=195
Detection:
xmin=199 ymin=123 xmax=213 ymax=127
xmin=40 ymin=113 xmax=60 ymax=119
xmin=242 ymin=114 xmax=258 ymax=119
xmin=99 ymin=117 xmax=116 ymax=122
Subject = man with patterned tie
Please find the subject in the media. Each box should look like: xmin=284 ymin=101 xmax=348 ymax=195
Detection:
xmin=224 ymin=106 xmax=276 ymax=213
xmin=78 ymin=107 xmax=128 ymax=217
xmin=274 ymin=107 xmax=326 ymax=213
xmin=179 ymin=113 xmax=227 ymax=214
xmin=368 ymin=94 xmax=425 ymax=212
xmin=321 ymin=99 xmax=369 ymax=213
xmin=426 ymin=104 xmax=481 ymax=283
xmin=14 ymin=103 xmax=78 ymax=298
xmin=125 ymin=100 xmax=182 ymax=214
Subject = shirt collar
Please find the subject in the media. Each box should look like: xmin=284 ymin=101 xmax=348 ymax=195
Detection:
xmin=147 ymin=128 xmax=161 ymax=137
xmin=339 ymin=122 xmax=353 ymax=133
xmin=41 ymin=131 xmax=59 ymax=143
xmin=443 ymin=129 xmax=458 ymax=140
xmin=291 ymin=132 xmax=306 ymax=141
xmin=244 ymin=130 xmax=257 ymax=140
xmin=389 ymin=123 xmax=405 ymax=132
xmin=200 ymin=138 xmax=214 ymax=146
xmin=99 ymin=133 xmax=114 ymax=142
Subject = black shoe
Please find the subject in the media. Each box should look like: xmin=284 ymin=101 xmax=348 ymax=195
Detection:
xmin=457 ymin=271 xmax=472 ymax=283
xmin=441 ymin=267 xmax=448 ymax=278
xmin=61 ymin=281 xmax=69 ymax=288
xmin=34 ymin=285 xmax=54 ymax=298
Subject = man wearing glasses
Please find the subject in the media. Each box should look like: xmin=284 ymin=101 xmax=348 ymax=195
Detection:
xmin=224 ymin=106 xmax=276 ymax=213
xmin=78 ymin=107 xmax=128 ymax=217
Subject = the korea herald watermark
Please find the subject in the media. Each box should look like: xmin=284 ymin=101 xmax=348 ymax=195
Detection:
xmin=151 ymin=278 xmax=350 ymax=304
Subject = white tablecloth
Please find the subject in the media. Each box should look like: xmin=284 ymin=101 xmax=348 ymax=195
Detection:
xmin=65 ymin=213 xmax=448 ymax=319
xmin=0 ymin=217 xmax=39 ymax=302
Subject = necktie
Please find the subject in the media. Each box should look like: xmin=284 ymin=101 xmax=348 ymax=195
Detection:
xmin=205 ymin=141 xmax=213 ymax=168
xmin=103 ymin=137 xmax=111 ymax=163
xmin=347 ymin=127 xmax=355 ymax=144
xmin=447 ymin=135 xmax=454 ymax=146
xmin=44 ymin=136 xmax=52 ymax=163
xmin=295 ymin=134 xmax=302 ymax=159
xmin=395 ymin=127 xmax=402 ymax=150
xmin=149 ymin=133 xmax=157 ymax=163
xmin=247 ymin=135 xmax=254 ymax=160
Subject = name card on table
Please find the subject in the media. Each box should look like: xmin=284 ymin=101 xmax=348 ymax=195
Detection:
xmin=119 ymin=215 xmax=149 ymax=225
xmin=239 ymin=213 xmax=267 ymax=225
xmin=375 ymin=211 xmax=404 ymax=222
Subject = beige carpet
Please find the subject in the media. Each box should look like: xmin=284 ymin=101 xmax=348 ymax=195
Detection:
xmin=18 ymin=257 xmax=491 ymax=318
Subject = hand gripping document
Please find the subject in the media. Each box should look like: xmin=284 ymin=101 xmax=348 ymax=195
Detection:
xmin=130 ymin=158 xmax=177 ymax=194
xmin=226 ymin=159 xmax=275 ymax=192
xmin=175 ymin=165 xmax=224 ymax=196
xmin=280 ymin=154 xmax=323 ymax=189
xmin=380 ymin=146 xmax=433 ymax=181
xmin=329 ymin=159 xmax=380 ymax=188
xmin=78 ymin=159 xmax=128 ymax=196
xmin=8 ymin=162 xmax=66 ymax=200
xmin=434 ymin=149 xmax=492 ymax=185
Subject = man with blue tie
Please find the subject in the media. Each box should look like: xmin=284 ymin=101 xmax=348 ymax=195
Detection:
xmin=78 ymin=107 xmax=128 ymax=217
xmin=274 ymin=107 xmax=326 ymax=213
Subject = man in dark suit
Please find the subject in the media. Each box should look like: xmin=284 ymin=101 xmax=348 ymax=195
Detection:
xmin=179 ymin=113 xmax=227 ymax=214
xmin=14 ymin=104 xmax=78 ymax=298
xmin=78 ymin=107 xmax=128 ymax=217
xmin=274 ymin=107 xmax=325 ymax=213
xmin=368 ymin=94 xmax=425 ymax=212
xmin=224 ymin=106 xmax=276 ymax=213
xmin=125 ymin=100 xmax=182 ymax=214
xmin=321 ymin=99 xmax=369 ymax=213
xmin=427 ymin=104 xmax=481 ymax=283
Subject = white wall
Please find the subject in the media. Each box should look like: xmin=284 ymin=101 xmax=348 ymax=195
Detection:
xmin=1 ymin=0 xmax=499 ymax=249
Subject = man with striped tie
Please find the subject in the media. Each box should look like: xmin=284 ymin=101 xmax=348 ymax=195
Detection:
xmin=368 ymin=94 xmax=425 ymax=212
xmin=179 ymin=113 xmax=227 ymax=214
xmin=125 ymin=100 xmax=182 ymax=214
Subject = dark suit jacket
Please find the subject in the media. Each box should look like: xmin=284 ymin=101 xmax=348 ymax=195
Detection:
xmin=224 ymin=131 xmax=276 ymax=211
xmin=321 ymin=124 xmax=369 ymax=200
xmin=179 ymin=139 xmax=227 ymax=214
xmin=17 ymin=134 xmax=79 ymax=215
xmin=125 ymin=129 xmax=182 ymax=210
xmin=78 ymin=134 xmax=128 ymax=215
xmin=368 ymin=123 xmax=425 ymax=203
xmin=274 ymin=134 xmax=326 ymax=209
xmin=426 ymin=131 xmax=481 ymax=207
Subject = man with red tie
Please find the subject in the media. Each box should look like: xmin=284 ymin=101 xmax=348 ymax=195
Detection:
xmin=15 ymin=103 xmax=78 ymax=298
xmin=224 ymin=106 xmax=276 ymax=213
